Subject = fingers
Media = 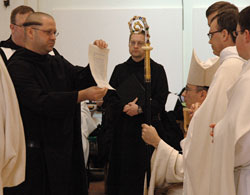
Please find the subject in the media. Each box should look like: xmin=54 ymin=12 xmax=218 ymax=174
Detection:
xmin=189 ymin=102 xmax=201 ymax=118
xmin=78 ymin=86 xmax=108 ymax=102
xmin=141 ymin=123 xmax=150 ymax=128
xmin=88 ymin=87 xmax=108 ymax=100
xmin=95 ymin=100 xmax=103 ymax=107
xmin=190 ymin=102 xmax=200 ymax=110
xmin=132 ymin=97 xmax=138 ymax=103
xmin=141 ymin=124 xmax=150 ymax=140
xmin=128 ymin=97 xmax=138 ymax=106
xmin=123 ymin=98 xmax=139 ymax=116
xmin=102 ymin=87 xmax=108 ymax=96
xmin=123 ymin=108 xmax=138 ymax=116
xmin=93 ymin=87 xmax=107 ymax=100
xmin=190 ymin=104 xmax=195 ymax=111
xmin=123 ymin=104 xmax=129 ymax=112
xmin=141 ymin=125 xmax=160 ymax=148
xmin=93 ymin=39 xmax=108 ymax=49
xmin=141 ymin=124 xmax=154 ymax=133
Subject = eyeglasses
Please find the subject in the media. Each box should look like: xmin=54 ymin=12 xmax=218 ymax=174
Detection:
xmin=31 ymin=27 xmax=59 ymax=37
xmin=233 ymin=30 xmax=242 ymax=37
xmin=185 ymin=86 xmax=197 ymax=92
xmin=12 ymin=23 xmax=23 ymax=27
xmin=129 ymin=41 xmax=145 ymax=47
xmin=207 ymin=30 xmax=222 ymax=40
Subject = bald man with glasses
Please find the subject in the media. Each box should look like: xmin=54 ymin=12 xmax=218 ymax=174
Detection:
xmin=3 ymin=12 xmax=108 ymax=195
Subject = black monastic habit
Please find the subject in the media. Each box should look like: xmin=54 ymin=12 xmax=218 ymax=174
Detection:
xmin=0 ymin=36 xmax=21 ymax=64
xmin=104 ymin=57 xmax=169 ymax=195
xmin=4 ymin=48 xmax=95 ymax=195
xmin=0 ymin=36 xmax=21 ymax=50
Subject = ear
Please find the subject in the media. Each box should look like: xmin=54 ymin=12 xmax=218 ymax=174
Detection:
xmin=200 ymin=90 xmax=207 ymax=101
xmin=182 ymin=90 xmax=186 ymax=97
xmin=10 ymin=24 xmax=14 ymax=33
xmin=25 ymin=27 xmax=34 ymax=40
xmin=245 ymin=29 xmax=250 ymax=43
xmin=221 ymin=29 xmax=230 ymax=42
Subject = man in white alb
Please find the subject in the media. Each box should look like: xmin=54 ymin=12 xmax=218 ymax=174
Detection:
xmin=142 ymin=49 xmax=220 ymax=195
xmin=209 ymin=6 xmax=250 ymax=195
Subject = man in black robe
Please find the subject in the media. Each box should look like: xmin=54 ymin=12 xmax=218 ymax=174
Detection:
xmin=3 ymin=12 xmax=108 ymax=195
xmin=0 ymin=5 xmax=59 ymax=65
xmin=0 ymin=5 xmax=34 ymax=64
xmin=103 ymin=31 xmax=169 ymax=195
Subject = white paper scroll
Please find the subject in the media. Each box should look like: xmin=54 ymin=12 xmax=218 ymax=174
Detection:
xmin=88 ymin=44 xmax=114 ymax=90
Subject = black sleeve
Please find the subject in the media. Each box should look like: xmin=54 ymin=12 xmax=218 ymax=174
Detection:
xmin=103 ymin=66 xmax=123 ymax=112
xmin=58 ymin=55 xmax=96 ymax=90
xmin=7 ymin=58 xmax=83 ymax=119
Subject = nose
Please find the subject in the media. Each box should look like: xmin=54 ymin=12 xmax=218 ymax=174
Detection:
xmin=134 ymin=42 xmax=140 ymax=48
xmin=182 ymin=90 xmax=186 ymax=97
xmin=50 ymin=33 xmax=56 ymax=40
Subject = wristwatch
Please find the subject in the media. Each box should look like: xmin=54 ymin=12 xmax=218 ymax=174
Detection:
xmin=137 ymin=106 xmax=143 ymax=114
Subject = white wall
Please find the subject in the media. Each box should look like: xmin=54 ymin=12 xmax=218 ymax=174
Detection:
xmin=53 ymin=7 xmax=183 ymax=93
xmin=38 ymin=0 xmax=181 ymax=13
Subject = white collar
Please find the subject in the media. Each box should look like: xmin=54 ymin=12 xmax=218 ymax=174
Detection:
xmin=219 ymin=46 xmax=242 ymax=64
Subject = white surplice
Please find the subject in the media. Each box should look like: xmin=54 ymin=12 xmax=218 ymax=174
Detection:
xmin=182 ymin=46 xmax=245 ymax=195
xmin=145 ymin=140 xmax=184 ymax=195
xmin=210 ymin=59 xmax=250 ymax=195
xmin=80 ymin=102 xmax=98 ymax=166
xmin=144 ymin=46 xmax=245 ymax=195
xmin=0 ymin=47 xmax=57 ymax=61
xmin=0 ymin=57 xmax=25 ymax=195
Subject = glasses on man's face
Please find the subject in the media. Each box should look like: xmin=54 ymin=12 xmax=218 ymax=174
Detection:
xmin=31 ymin=27 xmax=59 ymax=37
xmin=207 ymin=30 xmax=222 ymax=40
xmin=233 ymin=30 xmax=242 ymax=37
xmin=185 ymin=86 xmax=197 ymax=93
xmin=129 ymin=41 xmax=145 ymax=47
xmin=12 ymin=23 xmax=23 ymax=28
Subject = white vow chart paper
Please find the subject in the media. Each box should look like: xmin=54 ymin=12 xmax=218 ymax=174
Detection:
xmin=88 ymin=44 xmax=114 ymax=90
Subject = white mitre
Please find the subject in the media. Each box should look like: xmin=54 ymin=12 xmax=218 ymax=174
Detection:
xmin=187 ymin=49 xmax=220 ymax=87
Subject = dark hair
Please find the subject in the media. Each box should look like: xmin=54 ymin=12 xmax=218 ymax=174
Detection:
xmin=23 ymin=21 xmax=42 ymax=27
xmin=196 ymin=86 xmax=209 ymax=92
xmin=211 ymin=8 xmax=239 ymax=43
xmin=239 ymin=6 xmax=250 ymax=32
xmin=206 ymin=1 xmax=238 ymax=18
xmin=10 ymin=5 xmax=34 ymax=24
